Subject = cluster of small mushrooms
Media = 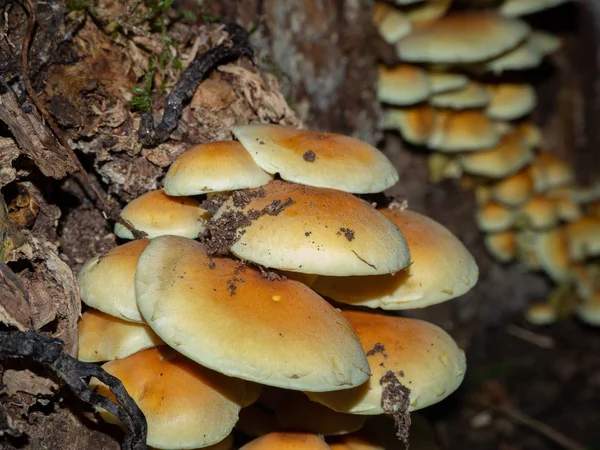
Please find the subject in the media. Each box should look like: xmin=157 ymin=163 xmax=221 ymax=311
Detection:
xmin=374 ymin=0 xmax=600 ymax=326
xmin=77 ymin=124 xmax=478 ymax=449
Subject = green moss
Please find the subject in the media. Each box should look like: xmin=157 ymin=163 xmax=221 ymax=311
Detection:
xmin=129 ymin=58 xmax=155 ymax=113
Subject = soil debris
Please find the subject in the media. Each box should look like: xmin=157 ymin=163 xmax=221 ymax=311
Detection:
xmin=201 ymin=195 xmax=229 ymax=214
xmin=366 ymin=343 xmax=387 ymax=358
xmin=262 ymin=197 xmax=294 ymax=215
xmin=380 ymin=370 xmax=411 ymax=448
xmin=303 ymin=150 xmax=316 ymax=162
xmin=231 ymin=188 xmax=265 ymax=208
xmin=201 ymin=210 xmax=252 ymax=255
xmin=201 ymin=192 xmax=294 ymax=256
xmin=226 ymin=276 xmax=244 ymax=296
xmin=258 ymin=265 xmax=287 ymax=281
xmin=337 ymin=227 xmax=355 ymax=241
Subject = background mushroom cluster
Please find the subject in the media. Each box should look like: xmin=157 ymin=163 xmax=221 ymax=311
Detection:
xmin=373 ymin=0 xmax=600 ymax=326
xmin=77 ymin=124 xmax=478 ymax=449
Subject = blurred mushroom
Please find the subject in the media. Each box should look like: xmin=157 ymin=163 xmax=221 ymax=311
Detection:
xmin=396 ymin=12 xmax=529 ymax=64
xmin=377 ymin=64 xmax=430 ymax=106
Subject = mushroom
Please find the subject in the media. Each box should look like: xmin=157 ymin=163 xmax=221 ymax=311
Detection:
xmin=377 ymin=64 xmax=430 ymax=106
xmin=77 ymin=309 xmax=163 ymax=362
xmin=525 ymin=302 xmax=558 ymax=326
xmin=114 ymin=189 xmax=210 ymax=239
xmin=384 ymin=105 xmax=436 ymax=146
xmin=135 ymin=235 xmax=371 ymax=391
xmin=429 ymin=81 xmax=490 ymax=110
xmin=484 ymin=230 xmax=518 ymax=263
xmin=372 ymin=2 xmax=412 ymax=44
xmin=208 ymin=181 xmax=411 ymax=276
xmin=428 ymin=109 xmax=500 ymax=152
xmin=475 ymin=201 xmax=516 ymax=232
xmin=499 ymin=0 xmax=571 ymax=17
xmin=305 ymin=311 xmax=466 ymax=414
xmin=90 ymin=347 xmax=260 ymax=449
xmin=426 ymin=70 xmax=468 ymax=94
xmin=240 ymin=432 xmax=332 ymax=450
xmin=484 ymin=83 xmax=537 ymax=121
xmin=459 ymin=131 xmax=534 ymax=179
xmin=396 ymin=12 xmax=530 ymax=64
xmin=232 ymin=124 xmax=399 ymax=194
xmin=490 ymin=169 xmax=534 ymax=206
xmin=163 ymin=141 xmax=272 ymax=196
xmin=312 ymin=207 xmax=478 ymax=310
xmin=78 ymin=239 xmax=150 ymax=322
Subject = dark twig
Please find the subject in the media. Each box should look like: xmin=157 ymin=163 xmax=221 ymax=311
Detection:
xmin=138 ymin=23 xmax=252 ymax=146
xmin=0 ymin=331 xmax=148 ymax=450
xmin=19 ymin=0 xmax=145 ymax=238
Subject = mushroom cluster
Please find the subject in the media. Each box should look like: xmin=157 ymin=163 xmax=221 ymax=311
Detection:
xmin=374 ymin=0 xmax=600 ymax=326
xmin=77 ymin=124 xmax=478 ymax=448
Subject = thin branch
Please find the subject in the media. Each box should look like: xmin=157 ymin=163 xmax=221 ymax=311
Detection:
xmin=138 ymin=22 xmax=252 ymax=146
xmin=495 ymin=403 xmax=586 ymax=450
xmin=0 ymin=331 xmax=148 ymax=450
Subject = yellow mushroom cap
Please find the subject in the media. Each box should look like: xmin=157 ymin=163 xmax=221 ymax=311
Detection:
xmin=384 ymin=106 xmax=436 ymax=145
xmin=372 ymin=2 xmax=412 ymax=44
xmin=571 ymin=264 xmax=600 ymax=299
xmin=550 ymin=190 xmax=582 ymax=222
xmin=306 ymin=311 xmax=466 ymax=414
xmin=476 ymin=201 xmax=516 ymax=232
xmin=529 ymin=151 xmax=574 ymax=193
xmin=163 ymin=141 xmax=272 ymax=196
xmin=274 ymin=391 xmax=366 ymax=436
xmin=428 ymin=109 xmax=500 ymax=152
xmin=491 ymin=169 xmax=534 ymax=206
xmin=525 ymin=302 xmax=558 ymax=326
xmin=564 ymin=217 xmax=600 ymax=261
xmin=484 ymin=230 xmax=518 ymax=263
xmin=518 ymin=195 xmax=558 ymax=230
xmin=90 ymin=347 xmax=260 ymax=449
xmin=575 ymin=292 xmax=600 ymax=327
xmin=485 ymin=83 xmax=537 ymax=121
xmin=515 ymin=121 xmax=543 ymax=148
xmin=534 ymin=228 xmax=571 ymax=282
xmin=460 ymin=132 xmax=534 ymax=178
xmin=114 ymin=189 xmax=210 ymax=239
xmin=396 ymin=12 xmax=529 ymax=64
xmin=427 ymin=71 xmax=469 ymax=94
xmin=499 ymin=0 xmax=570 ymax=18
xmin=403 ymin=0 xmax=452 ymax=25
xmin=210 ymin=181 xmax=411 ymax=276
xmin=430 ymin=81 xmax=490 ymax=110
xmin=240 ymin=432 xmax=332 ymax=450
xmin=377 ymin=64 xmax=430 ymax=106
xmin=232 ymin=124 xmax=398 ymax=194
xmin=482 ymin=38 xmax=544 ymax=74
xmin=312 ymin=207 xmax=478 ymax=310
xmin=78 ymin=239 xmax=149 ymax=322
xmin=135 ymin=235 xmax=370 ymax=391
xmin=77 ymin=309 xmax=163 ymax=362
